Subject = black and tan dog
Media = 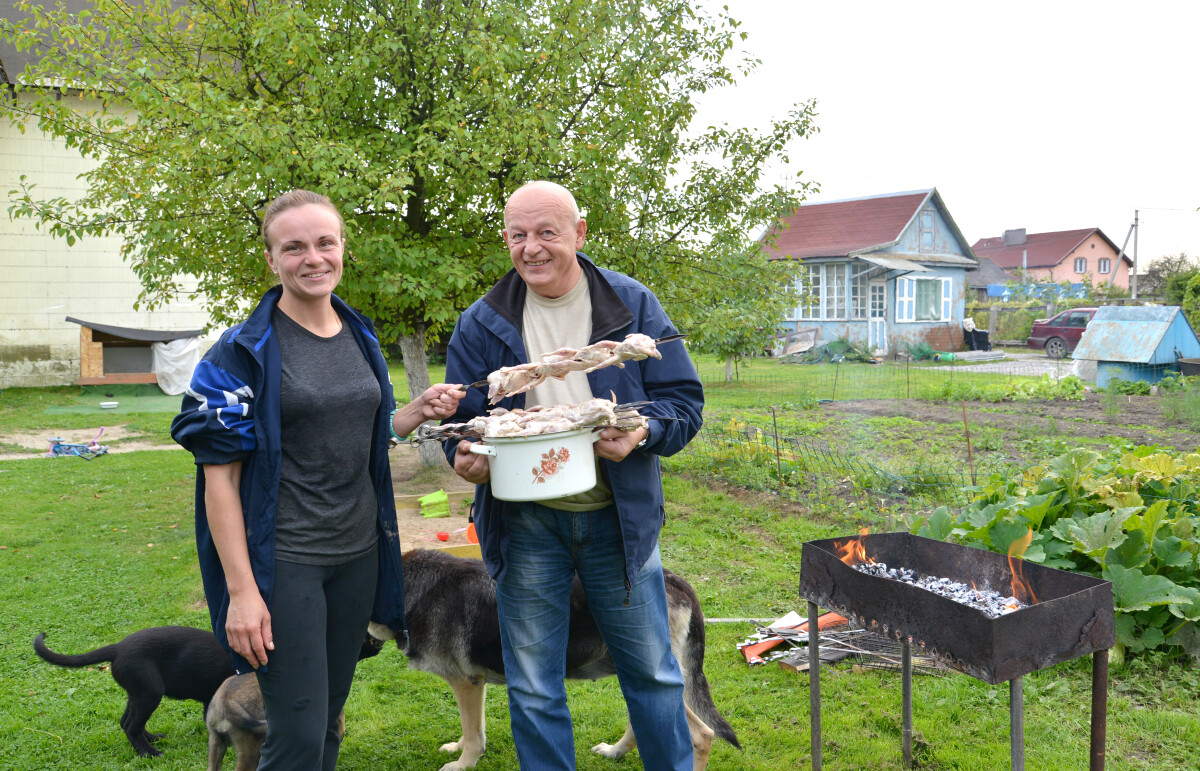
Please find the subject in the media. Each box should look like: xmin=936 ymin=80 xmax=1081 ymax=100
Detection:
xmin=366 ymin=549 xmax=741 ymax=770
xmin=33 ymin=626 xmax=234 ymax=757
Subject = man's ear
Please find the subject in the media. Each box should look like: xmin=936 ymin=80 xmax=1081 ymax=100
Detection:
xmin=575 ymin=218 xmax=587 ymax=248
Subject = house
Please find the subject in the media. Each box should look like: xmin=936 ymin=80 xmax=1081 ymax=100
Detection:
xmin=1071 ymin=305 xmax=1200 ymax=388
xmin=971 ymin=228 xmax=1132 ymax=291
xmin=963 ymin=256 xmax=1014 ymax=302
xmin=760 ymin=188 xmax=978 ymax=355
xmin=0 ymin=2 xmax=214 ymax=388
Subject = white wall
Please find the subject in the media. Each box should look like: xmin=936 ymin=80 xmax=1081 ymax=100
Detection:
xmin=0 ymin=93 xmax=215 ymax=387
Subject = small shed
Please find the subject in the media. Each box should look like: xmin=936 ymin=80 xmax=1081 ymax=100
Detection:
xmin=66 ymin=317 xmax=205 ymax=388
xmin=1071 ymin=306 xmax=1200 ymax=388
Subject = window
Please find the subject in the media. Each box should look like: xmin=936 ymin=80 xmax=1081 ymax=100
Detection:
xmin=793 ymin=263 xmax=849 ymax=320
xmin=851 ymin=272 xmax=868 ymax=319
xmin=1065 ymin=311 xmax=1091 ymax=328
xmin=919 ymin=210 xmax=936 ymax=252
xmin=1098 ymin=258 xmax=1111 ymax=275
xmin=896 ymin=276 xmax=952 ymax=323
xmin=1074 ymin=257 xmax=1087 ymax=274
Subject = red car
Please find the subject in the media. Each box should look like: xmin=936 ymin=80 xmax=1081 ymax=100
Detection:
xmin=1026 ymin=307 xmax=1097 ymax=359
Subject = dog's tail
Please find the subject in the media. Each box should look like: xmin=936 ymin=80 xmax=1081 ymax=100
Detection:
xmin=667 ymin=575 xmax=742 ymax=750
xmin=33 ymin=633 xmax=121 ymax=668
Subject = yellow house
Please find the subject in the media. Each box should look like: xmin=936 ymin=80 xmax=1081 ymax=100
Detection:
xmin=0 ymin=11 xmax=214 ymax=388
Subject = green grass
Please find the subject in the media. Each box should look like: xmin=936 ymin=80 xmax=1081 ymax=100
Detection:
xmin=2 ymin=372 xmax=1199 ymax=769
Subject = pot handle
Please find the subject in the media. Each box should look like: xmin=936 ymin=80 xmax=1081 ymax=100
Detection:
xmin=468 ymin=443 xmax=497 ymax=457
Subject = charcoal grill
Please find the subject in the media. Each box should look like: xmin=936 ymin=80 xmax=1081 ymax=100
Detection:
xmin=799 ymin=532 xmax=1115 ymax=770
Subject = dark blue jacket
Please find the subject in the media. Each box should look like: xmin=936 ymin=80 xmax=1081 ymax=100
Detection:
xmin=443 ymin=254 xmax=704 ymax=584
xmin=171 ymin=286 xmax=406 ymax=673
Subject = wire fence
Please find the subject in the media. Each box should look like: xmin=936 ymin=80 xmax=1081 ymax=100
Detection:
xmin=667 ymin=358 xmax=1198 ymax=516
xmin=664 ymin=421 xmax=977 ymax=514
xmin=694 ymin=358 xmax=1185 ymax=408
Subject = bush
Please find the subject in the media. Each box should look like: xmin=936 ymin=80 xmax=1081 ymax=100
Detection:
xmin=905 ymin=446 xmax=1200 ymax=661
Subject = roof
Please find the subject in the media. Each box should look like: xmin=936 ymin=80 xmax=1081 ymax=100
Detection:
xmin=1072 ymin=305 xmax=1200 ymax=364
xmin=963 ymin=256 xmax=1013 ymax=288
xmin=760 ymin=188 xmax=977 ymax=267
xmin=66 ymin=317 xmax=205 ymax=343
xmin=971 ymin=228 xmax=1130 ymax=270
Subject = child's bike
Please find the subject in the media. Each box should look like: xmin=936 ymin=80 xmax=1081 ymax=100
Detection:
xmin=46 ymin=428 xmax=109 ymax=460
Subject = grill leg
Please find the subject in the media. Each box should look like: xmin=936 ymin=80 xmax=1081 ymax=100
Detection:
xmin=1091 ymin=649 xmax=1108 ymax=771
xmin=902 ymin=641 xmax=913 ymax=767
xmin=808 ymin=600 xmax=821 ymax=771
xmin=1010 ymin=675 xmax=1024 ymax=771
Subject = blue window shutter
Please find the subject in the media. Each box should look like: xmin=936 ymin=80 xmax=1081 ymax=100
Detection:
xmin=942 ymin=278 xmax=952 ymax=321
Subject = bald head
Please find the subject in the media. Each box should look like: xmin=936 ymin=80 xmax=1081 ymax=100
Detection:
xmin=504 ymin=181 xmax=580 ymax=229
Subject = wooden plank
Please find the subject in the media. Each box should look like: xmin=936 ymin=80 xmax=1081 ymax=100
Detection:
xmin=79 ymin=326 xmax=104 ymax=380
xmin=79 ymin=372 xmax=159 ymax=385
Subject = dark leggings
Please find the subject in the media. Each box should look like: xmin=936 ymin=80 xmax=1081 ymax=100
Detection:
xmin=255 ymin=547 xmax=378 ymax=770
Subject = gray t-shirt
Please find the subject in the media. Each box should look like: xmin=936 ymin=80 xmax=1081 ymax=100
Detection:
xmin=273 ymin=308 xmax=380 ymax=565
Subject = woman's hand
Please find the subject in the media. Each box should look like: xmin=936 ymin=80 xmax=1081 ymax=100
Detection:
xmin=225 ymin=590 xmax=273 ymax=668
xmin=393 ymin=383 xmax=467 ymax=437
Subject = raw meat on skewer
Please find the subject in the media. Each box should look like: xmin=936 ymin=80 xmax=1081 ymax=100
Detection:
xmin=484 ymin=333 xmax=668 ymax=403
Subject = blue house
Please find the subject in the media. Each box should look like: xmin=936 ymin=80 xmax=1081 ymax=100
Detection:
xmin=761 ymin=189 xmax=978 ymax=355
xmin=1072 ymin=305 xmax=1200 ymax=388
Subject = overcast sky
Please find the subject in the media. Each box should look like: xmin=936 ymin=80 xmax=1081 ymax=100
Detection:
xmin=694 ymin=0 xmax=1200 ymax=272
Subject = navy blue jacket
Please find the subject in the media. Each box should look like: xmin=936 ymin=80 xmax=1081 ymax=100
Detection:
xmin=171 ymin=286 xmax=406 ymax=673
xmin=443 ymin=254 xmax=704 ymax=584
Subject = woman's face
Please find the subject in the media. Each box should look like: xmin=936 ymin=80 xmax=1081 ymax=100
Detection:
xmin=264 ymin=204 xmax=344 ymax=304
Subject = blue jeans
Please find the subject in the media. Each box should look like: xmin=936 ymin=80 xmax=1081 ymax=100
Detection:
xmin=494 ymin=502 xmax=692 ymax=771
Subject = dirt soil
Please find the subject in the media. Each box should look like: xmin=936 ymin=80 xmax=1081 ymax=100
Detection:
xmin=822 ymin=392 xmax=1199 ymax=452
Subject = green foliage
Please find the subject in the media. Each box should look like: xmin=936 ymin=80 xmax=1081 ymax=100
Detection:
xmin=905 ymin=446 xmax=1200 ymax=660
xmin=919 ymin=374 xmax=1086 ymax=403
xmin=1183 ymin=272 xmax=1200 ymax=334
xmin=1101 ymin=378 xmax=1153 ymax=396
xmin=1141 ymin=252 xmax=1198 ymax=303
xmin=0 ymin=0 xmax=815 ymax=382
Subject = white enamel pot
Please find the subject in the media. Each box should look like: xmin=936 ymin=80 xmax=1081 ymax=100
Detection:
xmin=469 ymin=427 xmax=601 ymax=502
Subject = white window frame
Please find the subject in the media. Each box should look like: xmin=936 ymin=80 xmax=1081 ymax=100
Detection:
xmin=851 ymin=271 xmax=869 ymax=319
xmin=1074 ymin=257 xmax=1087 ymax=274
xmin=896 ymin=276 xmax=952 ymax=323
xmin=793 ymin=263 xmax=850 ymax=321
xmin=1098 ymin=257 xmax=1111 ymax=275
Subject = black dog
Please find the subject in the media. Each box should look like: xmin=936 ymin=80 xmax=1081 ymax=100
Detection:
xmin=33 ymin=626 xmax=234 ymax=757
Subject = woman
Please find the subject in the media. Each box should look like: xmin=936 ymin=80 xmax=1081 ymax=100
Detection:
xmin=172 ymin=189 xmax=462 ymax=769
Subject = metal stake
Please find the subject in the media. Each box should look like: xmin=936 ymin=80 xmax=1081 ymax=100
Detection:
xmin=1010 ymin=676 xmax=1024 ymax=771
xmin=1090 ymin=649 xmax=1108 ymax=771
xmin=902 ymin=641 xmax=913 ymax=767
xmin=808 ymin=600 xmax=821 ymax=771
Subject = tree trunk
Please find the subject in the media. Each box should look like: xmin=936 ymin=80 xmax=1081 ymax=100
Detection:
xmin=397 ymin=325 xmax=443 ymax=467
xmin=725 ymin=354 xmax=735 ymax=382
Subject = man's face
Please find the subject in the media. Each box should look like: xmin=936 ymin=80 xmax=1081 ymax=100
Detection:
xmin=502 ymin=186 xmax=586 ymax=298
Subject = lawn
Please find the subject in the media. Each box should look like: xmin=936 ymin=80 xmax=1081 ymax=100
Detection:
xmin=1 ymin=368 xmax=1199 ymax=770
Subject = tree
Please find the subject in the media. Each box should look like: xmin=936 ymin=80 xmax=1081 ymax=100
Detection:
xmin=1140 ymin=252 xmax=1198 ymax=304
xmin=1 ymin=0 xmax=815 ymax=461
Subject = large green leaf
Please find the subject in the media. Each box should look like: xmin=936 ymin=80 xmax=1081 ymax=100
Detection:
xmin=1065 ymin=510 xmax=1132 ymax=563
xmin=1107 ymin=529 xmax=1150 ymax=570
xmin=1153 ymin=536 xmax=1196 ymax=569
xmin=1103 ymin=564 xmax=1197 ymax=612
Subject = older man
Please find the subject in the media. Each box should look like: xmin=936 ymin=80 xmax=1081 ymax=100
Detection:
xmin=443 ymin=181 xmax=704 ymax=770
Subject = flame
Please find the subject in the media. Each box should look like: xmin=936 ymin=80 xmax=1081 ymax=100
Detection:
xmin=1006 ymin=528 xmax=1038 ymax=606
xmin=835 ymin=527 xmax=874 ymax=566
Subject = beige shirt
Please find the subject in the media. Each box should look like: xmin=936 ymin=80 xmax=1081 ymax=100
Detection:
xmin=522 ymin=274 xmax=613 ymax=510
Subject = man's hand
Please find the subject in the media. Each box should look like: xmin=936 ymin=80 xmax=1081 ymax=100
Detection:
xmin=453 ymin=440 xmax=491 ymax=484
xmin=594 ymin=426 xmax=649 ymax=463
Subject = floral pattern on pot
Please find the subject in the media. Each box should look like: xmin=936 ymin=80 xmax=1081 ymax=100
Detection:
xmin=533 ymin=447 xmax=572 ymax=484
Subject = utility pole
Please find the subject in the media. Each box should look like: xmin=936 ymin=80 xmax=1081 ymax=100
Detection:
xmin=1131 ymin=210 xmax=1139 ymax=299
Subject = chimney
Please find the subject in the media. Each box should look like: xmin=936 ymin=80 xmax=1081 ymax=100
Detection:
xmin=1003 ymin=229 xmax=1027 ymax=246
